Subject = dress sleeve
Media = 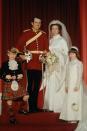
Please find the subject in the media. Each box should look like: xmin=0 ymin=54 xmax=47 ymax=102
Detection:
xmin=60 ymin=39 xmax=69 ymax=65
xmin=76 ymin=62 xmax=83 ymax=88
xmin=65 ymin=63 xmax=69 ymax=88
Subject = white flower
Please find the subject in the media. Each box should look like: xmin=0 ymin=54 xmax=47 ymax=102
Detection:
xmin=8 ymin=60 xmax=18 ymax=70
xmin=72 ymin=103 xmax=79 ymax=112
xmin=24 ymin=51 xmax=32 ymax=63
xmin=46 ymin=52 xmax=58 ymax=65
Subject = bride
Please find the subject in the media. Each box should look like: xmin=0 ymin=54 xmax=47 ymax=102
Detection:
xmin=41 ymin=20 xmax=72 ymax=112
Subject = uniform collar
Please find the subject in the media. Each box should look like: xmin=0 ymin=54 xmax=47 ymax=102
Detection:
xmin=32 ymin=28 xmax=41 ymax=34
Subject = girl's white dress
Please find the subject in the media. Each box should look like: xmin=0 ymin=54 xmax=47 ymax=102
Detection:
xmin=43 ymin=34 xmax=68 ymax=112
xmin=60 ymin=59 xmax=83 ymax=121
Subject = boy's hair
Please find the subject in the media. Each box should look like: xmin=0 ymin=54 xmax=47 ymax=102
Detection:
xmin=8 ymin=47 xmax=19 ymax=55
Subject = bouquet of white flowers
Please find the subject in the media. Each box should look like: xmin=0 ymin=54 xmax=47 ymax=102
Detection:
xmin=46 ymin=52 xmax=58 ymax=65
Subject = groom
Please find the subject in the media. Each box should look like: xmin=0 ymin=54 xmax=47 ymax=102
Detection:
xmin=16 ymin=17 xmax=48 ymax=113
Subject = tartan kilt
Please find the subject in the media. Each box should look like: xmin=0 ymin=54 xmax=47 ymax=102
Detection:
xmin=2 ymin=80 xmax=27 ymax=100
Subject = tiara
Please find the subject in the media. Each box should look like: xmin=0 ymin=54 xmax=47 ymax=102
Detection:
xmin=70 ymin=46 xmax=79 ymax=51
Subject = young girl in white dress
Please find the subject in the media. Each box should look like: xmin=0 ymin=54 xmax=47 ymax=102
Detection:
xmin=41 ymin=20 xmax=72 ymax=113
xmin=59 ymin=46 xmax=83 ymax=122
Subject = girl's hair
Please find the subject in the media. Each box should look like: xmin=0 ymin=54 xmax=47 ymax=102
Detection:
xmin=68 ymin=47 xmax=80 ymax=59
xmin=50 ymin=23 xmax=62 ymax=35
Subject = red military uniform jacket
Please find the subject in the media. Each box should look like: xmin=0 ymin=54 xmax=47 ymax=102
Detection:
xmin=16 ymin=29 xmax=48 ymax=70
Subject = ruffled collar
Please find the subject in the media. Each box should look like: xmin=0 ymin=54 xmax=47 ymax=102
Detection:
xmin=8 ymin=60 xmax=18 ymax=70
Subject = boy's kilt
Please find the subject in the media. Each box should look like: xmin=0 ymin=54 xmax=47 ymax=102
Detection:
xmin=2 ymin=80 xmax=27 ymax=100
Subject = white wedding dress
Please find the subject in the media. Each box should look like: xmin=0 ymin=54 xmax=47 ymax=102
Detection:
xmin=43 ymin=34 xmax=68 ymax=112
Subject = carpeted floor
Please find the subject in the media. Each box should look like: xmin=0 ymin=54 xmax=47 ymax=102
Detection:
xmin=0 ymin=110 xmax=78 ymax=131
xmin=0 ymin=91 xmax=78 ymax=131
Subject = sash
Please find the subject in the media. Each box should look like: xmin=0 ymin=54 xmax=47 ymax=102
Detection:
xmin=26 ymin=31 xmax=42 ymax=47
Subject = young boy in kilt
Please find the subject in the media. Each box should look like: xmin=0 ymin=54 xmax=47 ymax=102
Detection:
xmin=0 ymin=47 xmax=29 ymax=124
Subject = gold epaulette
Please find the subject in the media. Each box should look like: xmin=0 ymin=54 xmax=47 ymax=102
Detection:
xmin=23 ymin=29 xmax=31 ymax=32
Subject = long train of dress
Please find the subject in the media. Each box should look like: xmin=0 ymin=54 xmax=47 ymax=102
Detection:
xmin=75 ymin=86 xmax=87 ymax=131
